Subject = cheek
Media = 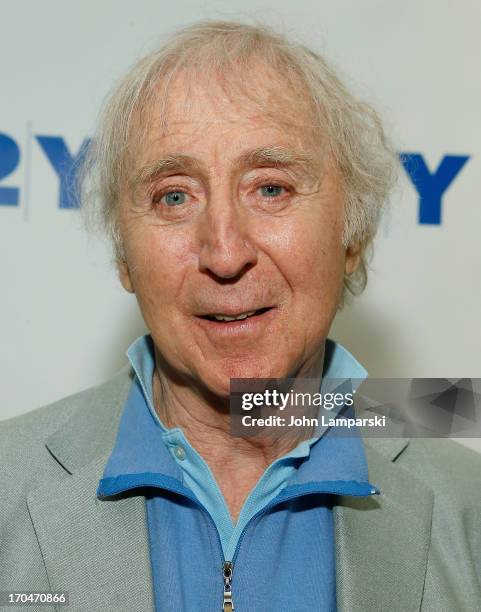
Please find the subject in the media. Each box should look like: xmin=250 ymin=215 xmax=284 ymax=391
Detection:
xmin=258 ymin=207 xmax=345 ymax=303
xmin=126 ymin=225 xmax=195 ymax=310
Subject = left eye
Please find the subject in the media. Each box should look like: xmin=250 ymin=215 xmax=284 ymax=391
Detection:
xmin=162 ymin=191 xmax=187 ymax=206
xmin=259 ymin=185 xmax=284 ymax=197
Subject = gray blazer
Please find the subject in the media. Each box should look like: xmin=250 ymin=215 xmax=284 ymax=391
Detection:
xmin=1 ymin=368 xmax=480 ymax=611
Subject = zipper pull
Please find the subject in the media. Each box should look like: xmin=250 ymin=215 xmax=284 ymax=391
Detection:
xmin=223 ymin=561 xmax=235 ymax=611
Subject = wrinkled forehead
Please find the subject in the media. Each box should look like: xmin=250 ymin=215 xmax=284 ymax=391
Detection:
xmin=126 ymin=61 xmax=325 ymax=170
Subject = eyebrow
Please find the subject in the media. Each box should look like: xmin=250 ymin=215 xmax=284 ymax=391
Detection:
xmin=239 ymin=146 xmax=321 ymax=174
xmin=129 ymin=146 xmax=322 ymax=191
xmin=129 ymin=155 xmax=204 ymax=191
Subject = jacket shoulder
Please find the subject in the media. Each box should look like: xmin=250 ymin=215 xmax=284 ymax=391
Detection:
xmin=397 ymin=437 xmax=481 ymax=504
xmin=0 ymin=366 xmax=132 ymax=480
xmin=0 ymin=367 xmax=132 ymax=444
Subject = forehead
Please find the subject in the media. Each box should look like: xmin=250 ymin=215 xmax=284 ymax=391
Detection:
xmin=130 ymin=63 xmax=323 ymax=166
xmin=166 ymin=63 xmax=308 ymax=124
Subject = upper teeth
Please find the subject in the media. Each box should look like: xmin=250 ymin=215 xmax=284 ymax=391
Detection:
xmin=212 ymin=310 xmax=256 ymax=321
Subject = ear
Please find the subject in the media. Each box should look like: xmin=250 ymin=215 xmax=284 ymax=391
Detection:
xmin=344 ymin=242 xmax=363 ymax=276
xmin=117 ymin=259 xmax=135 ymax=294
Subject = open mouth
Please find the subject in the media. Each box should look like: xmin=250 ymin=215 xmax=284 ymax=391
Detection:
xmin=199 ymin=307 xmax=273 ymax=323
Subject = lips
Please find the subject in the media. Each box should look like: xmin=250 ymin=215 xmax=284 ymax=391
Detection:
xmin=198 ymin=307 xmax=273 ymax=323
xmin=193 ymin=305 xmax=277 ymax=342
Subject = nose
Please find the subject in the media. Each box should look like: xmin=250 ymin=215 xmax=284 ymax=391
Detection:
xmin=197 ymin=196 xmax=258 ymax=280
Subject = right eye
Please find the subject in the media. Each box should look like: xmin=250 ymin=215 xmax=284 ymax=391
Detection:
xmin=160 ymin=191 xmax=187 ymax=206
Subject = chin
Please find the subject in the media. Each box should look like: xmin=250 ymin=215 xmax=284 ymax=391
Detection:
xmin=200 ymin=356 xmax=290 ymax=396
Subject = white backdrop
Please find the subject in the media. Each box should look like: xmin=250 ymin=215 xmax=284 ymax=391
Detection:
xmin=1 ymin=1 xmax=480 ymax=449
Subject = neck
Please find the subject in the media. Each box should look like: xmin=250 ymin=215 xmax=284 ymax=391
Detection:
xmin=151 ymin=344 xmax=325 ymax=521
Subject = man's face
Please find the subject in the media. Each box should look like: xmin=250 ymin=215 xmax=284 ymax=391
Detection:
xmin=118 ymin=67 xmax=359 ymax=396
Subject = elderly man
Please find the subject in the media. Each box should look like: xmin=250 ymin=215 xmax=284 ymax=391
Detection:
xmin=1 ymin=20 xmax=480 ymax=612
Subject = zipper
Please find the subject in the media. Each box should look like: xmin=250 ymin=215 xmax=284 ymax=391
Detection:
xmin=222 ymin=561 xmax=234 ymax=611
xmin=220 ymin=490 xmax=327 ymax=610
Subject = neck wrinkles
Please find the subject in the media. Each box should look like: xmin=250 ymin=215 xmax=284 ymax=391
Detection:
xmin=151 ymin=343 xmax=326 ymax=469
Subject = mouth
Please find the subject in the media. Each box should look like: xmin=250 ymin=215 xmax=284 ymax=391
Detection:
xmin=193 ymin=305 xmax=277 ymax=341
xmin=198 ymin=306 xmax=273 ymax=323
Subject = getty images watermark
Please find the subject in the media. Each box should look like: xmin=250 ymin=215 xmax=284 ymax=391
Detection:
xmin=239 ymin=386 xmax=385 ymax=429
xmin=229 ymin=378 xmax=481 ymax=439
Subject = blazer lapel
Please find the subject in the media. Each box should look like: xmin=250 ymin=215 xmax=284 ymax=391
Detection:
xmin=334 ymin=438 xmax=434 ymax=612
xmin=26 ymin=369 xmax=155 ymax=611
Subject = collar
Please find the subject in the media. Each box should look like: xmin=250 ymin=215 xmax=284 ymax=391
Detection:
xmin=97 ymin=334 xmax=378 ymax=500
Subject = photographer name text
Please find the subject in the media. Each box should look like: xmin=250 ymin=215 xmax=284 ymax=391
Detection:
xmin=241 ymin=414 xmax=386 ymax=428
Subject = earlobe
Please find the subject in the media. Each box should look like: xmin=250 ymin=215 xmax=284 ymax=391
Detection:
xmin=344 ymin=243 xmax=363 ymax=276
xmin=117 ymin=260 xmax=135 ymax=294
